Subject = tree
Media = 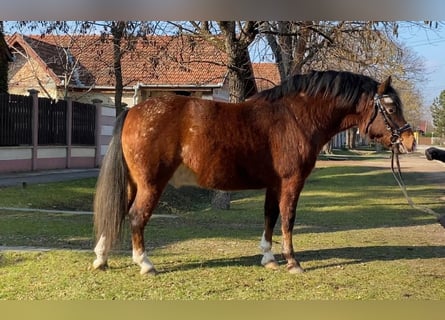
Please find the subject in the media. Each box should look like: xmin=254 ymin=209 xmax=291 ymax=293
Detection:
xmin=98 ymin=21 xmax=152 ymax=116
xmin=218 ymin=21 xmax=258 ymax=101
xmin=0 ymin=21 xmax=11 ymax=94
xmin=430 ymin=90 xmax=445 ymax=138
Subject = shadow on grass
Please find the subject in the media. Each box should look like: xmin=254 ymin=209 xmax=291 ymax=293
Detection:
xmin=154 ymin=244 xmax=445 ymax=273
xmin=0 ymin=251 xmax=36 ymax=268
xmin=300 ymin=245 xmax=445 ymax=271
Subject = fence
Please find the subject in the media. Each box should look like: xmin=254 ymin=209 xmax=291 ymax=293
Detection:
xmin=0 ymin=93 xmax=96 ymax=147
xmin=0 ymin=90 xmax=114 ymax=173
xmin=72 ymin=101 xmax=96 ymax=145
xmin=0 ymin=93 xmax=33 ymax=146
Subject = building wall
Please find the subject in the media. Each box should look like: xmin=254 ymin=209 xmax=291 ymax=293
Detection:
xmin=0 ymin=146 xmax=97 ymax=173
xmin=8 ymin=51 xmax=58 ymax=99
xmin=98 ymin=105 xmax=115 ymax=162
xmin=63 ymin=90 xmax=127 ymax=108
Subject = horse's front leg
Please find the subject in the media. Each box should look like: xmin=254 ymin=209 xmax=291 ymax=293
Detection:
xmin=279 ymin=179 xmax=304 ymax=274
xmin=260 ymin=188 xmax=280 ymax=270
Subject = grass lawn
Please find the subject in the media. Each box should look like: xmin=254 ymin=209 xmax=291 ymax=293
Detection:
xmin=0 ymin=156 xmax=444 ymax=300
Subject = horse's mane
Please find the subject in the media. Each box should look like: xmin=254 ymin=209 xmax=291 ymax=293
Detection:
xmin=252 ymin=70 xmax=380 ymax=106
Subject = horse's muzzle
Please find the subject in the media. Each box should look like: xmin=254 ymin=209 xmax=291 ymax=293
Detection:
xmin=399 ymin=131 xmax=416 ymax=153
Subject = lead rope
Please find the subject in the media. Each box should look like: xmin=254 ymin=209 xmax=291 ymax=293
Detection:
xmin=390 ymin=148 xmax=445 ymax=228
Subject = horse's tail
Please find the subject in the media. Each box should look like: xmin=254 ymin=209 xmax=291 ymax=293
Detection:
xmin=93 ymin=109 xmax=129 ymax=251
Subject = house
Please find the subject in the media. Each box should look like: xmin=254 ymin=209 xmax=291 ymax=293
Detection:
xmin=6 ymin=33 xmax=282 ymax=107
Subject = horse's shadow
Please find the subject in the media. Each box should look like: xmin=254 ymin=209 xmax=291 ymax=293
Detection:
xmin=154 ymin=244 xmax=445 ymax=274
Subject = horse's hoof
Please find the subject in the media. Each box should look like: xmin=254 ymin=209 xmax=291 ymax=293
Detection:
xmin=92 ymin=260 xmax=108 ymax=271
xmin=289 ymin=266 xmax=304 ymax=274
xmin=141 ymin=267 xmax=158 ymax=276
xmin=264 ymin=261 xmax=280 ymax=270
xmin=287 ymin=264 xmax=304 ymax=274
xmin=92 ymin=264 xmax=108 ymax=271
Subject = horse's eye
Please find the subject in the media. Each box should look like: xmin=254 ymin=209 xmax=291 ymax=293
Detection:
xmin=387 ymin=107 xmax=395 ymax=114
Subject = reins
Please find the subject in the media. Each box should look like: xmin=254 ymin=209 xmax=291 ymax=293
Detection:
xmin=390 ymin=139 xmax=445 ymax=228
xmin=368 ymin=93 xmax=445 ymax=228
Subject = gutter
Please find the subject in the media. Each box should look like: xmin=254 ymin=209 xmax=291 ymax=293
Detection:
xmin=61 ymin=83 xmax=225 ymax=91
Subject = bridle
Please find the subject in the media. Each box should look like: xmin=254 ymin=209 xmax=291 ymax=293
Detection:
xmin=365 ymin=94 xmax=445 ymax=227
xmin=365 ymin=93 xmax=412 ymax=146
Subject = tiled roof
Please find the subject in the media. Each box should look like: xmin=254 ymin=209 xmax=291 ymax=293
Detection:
xmin=11 ymin=34 xmax=228 ymax=88
xmin=252 ymin=63 xmax=280 ymax=91
xmin=8 ymin=34 xmax=280 ymax=90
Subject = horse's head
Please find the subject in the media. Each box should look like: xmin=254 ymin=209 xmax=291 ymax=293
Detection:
xmin=364 ymin=76 xmax=416 ymax=153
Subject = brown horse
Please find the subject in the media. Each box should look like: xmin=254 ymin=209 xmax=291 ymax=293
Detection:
xmin=92 ymin=70 xmax=416 ymax=275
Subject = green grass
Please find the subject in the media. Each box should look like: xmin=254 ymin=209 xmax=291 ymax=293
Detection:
xmin=0 ymin=159 xmax=445 ymax=300
xmin=0 ymin=178 xmax=96 ymax=211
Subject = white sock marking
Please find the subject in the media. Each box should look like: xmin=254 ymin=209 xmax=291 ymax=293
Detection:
xmin=93 ymin=234 xmax=108 ymax=269
xmin=133 ymin=250 xmax=156 ymax=274
xmin=259 ymin=231 xmax=276 ymax=266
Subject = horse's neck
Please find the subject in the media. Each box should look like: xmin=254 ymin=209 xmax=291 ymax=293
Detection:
xmin=338 ymin=113 xmax=364 ymax=132
xmin=306 ymin=103 xmax=361 ymax=134
xmin=299 ymin=102 xmax=365 ymax=148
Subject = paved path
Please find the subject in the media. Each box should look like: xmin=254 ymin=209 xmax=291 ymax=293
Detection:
xmin=0 ymin=168 xmax=99 ymax=188
xmin=316 ymin=148 xmax=445 ymax=186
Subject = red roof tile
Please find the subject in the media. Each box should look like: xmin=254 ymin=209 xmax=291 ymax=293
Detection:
xmin=8 ymin=34 xmax=280 ymax=91
xmin=20 ymin=34 xmax=229 ymax=88
xmin=252 ymin=63 xmax=280 ymax=91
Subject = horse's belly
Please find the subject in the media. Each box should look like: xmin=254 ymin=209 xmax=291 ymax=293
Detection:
xmin=169 ymin=164 xmax=265 ymax=190
xmin=168 ymin=165 xmax=199 ymax=188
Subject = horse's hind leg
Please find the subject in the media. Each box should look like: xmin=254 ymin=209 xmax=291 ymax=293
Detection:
xmin=129 ymin=184 xmax=163 ymax=275
xmin=93 ymin=181 xmax=136 ymax=271
xmin=93 ymin=234 xmax=109 ymax=270
xmin=260 ymin=188 xmax=280 ymax=270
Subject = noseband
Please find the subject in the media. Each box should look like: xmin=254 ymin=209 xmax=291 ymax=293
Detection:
xmin=365 ymin=94 xmax=411 ymax=145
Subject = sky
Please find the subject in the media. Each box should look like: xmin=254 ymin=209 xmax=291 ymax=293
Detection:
xmin=398 ymin=23 xmax=445 ymax=107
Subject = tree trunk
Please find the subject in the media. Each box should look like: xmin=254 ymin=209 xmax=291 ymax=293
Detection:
xmin=321 ymin=141 xmax=332 ymax=154
xmin=111 ymin=21 xmax=126 ymax=116
xmin=0 ymin=28 xmax=8 ymax=94
xmin=346 ymin=128 xmax=358 ymax=149
xmin=211 ymin=191 xmax=231 ymax=210
xmin=351 ymin=127 xmax=358 ymax=149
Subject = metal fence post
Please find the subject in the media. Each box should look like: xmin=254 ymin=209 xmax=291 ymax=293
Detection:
xmin=92 ymin=99 xmax=103 ymax=167
xmin=66 ymin=97 xmax=73 ymax=168
xmin=28 ymin=89 xmax=39 ymax=171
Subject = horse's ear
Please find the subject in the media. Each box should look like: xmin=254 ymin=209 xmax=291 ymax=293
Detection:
xmin=377 ymin=76 xmax=392 ymax=95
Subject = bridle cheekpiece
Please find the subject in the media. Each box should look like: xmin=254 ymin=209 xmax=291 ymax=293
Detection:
xmin=365 ymin=93 xmax=412 ymax=146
